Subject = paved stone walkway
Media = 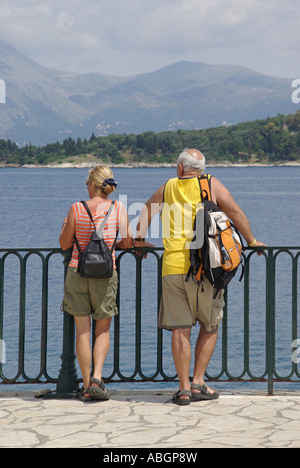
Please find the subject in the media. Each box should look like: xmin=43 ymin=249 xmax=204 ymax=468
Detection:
xmin=0 ymin=390 xmax=300 ymax=448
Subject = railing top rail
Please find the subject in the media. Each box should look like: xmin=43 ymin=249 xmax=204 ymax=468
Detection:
xmin=0 ymin=248 xmax=63 ymax=252
xmin=0 ymin=246 xmax=300 ymax=253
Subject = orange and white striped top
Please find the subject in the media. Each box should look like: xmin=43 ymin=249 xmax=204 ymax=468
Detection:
xmin=69 ymin=201 xmax=121 ymax=269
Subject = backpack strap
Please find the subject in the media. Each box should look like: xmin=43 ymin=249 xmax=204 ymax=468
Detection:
xmin=80 ymin=201 xmax=97 ymax=231
xmin=74 ymin=235 xmax=81 ymax=253
xmin=80 ymin=201 xmax=115 ymax=236
xmin=96 ymin=201 xmax=118 ymax=252
xmin=198 ymin=174 xmax=212 ymax=201
xmin=95 ymin=202 xmax=118 ymax=252
xmin=74 ymin=201 xmax=117 ymax=252
xmin=95 ymin=201 xmax=118 ymax=252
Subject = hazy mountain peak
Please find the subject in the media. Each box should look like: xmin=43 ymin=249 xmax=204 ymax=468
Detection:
xmin=0 ymin=40 xmax=296 ymax=146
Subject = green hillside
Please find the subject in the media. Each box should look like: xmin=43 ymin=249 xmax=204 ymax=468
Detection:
xmin=1 ymin=111 xmax=300 ymax=167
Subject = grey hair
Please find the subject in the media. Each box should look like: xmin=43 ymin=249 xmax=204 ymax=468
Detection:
xmin=177 ymin=150 xmax=206 ymax=174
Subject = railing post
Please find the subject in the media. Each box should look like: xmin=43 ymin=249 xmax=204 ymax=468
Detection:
xmin=44 ymin=249 xmax=78 ymax=399
xmin=0 ymin=256 xmax=4 ymax=377
xmin=135 ymin=253 xmax=142 ymax=378
xmin=266 ymin=248 xmax=275 ymax=396
xmin=54 ymin=312 xmax=78 ymax=397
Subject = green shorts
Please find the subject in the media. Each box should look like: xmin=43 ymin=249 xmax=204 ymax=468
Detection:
xmin=62 ymin=267 xmax=118 ymax=320
xmin=158 ymin=274 xmax=224 ymax=333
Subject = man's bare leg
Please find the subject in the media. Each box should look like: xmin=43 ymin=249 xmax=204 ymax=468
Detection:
xmin=192 ymin=326 xmax=218 ymax=395
xmin=172 ymin=328 xmax=192 ymax=401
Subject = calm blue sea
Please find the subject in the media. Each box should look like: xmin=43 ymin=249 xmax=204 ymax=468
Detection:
xmin=0 ymin=165 xmax=300 ymax=392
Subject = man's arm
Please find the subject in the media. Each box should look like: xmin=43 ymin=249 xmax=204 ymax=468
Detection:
xmin=211 ymin=177 xmax=266 ymax=249
xmin=135 ymin=184 xmax=165 ymax=241
xmin=116 ymin=202 xmax=134 ymax=249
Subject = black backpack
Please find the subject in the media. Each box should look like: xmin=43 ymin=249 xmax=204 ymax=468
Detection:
xmin=186 ymin=175 xmax=244 ymax=296
xmin=74 ymin=201 xmax=117 ymax=278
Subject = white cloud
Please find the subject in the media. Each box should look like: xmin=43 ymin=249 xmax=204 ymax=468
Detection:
xmin=0 ymin=0 xmax=300 ymax=77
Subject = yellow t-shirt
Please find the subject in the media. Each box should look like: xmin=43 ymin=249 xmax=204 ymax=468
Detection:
xmin=161 ymin=176 xmax=210 ymax=277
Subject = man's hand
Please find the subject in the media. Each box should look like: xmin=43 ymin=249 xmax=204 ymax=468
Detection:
xmin=248 ymin=239 xmax=267 ymax=256
xmin=133 ymin=240 xmax=155 ymax=259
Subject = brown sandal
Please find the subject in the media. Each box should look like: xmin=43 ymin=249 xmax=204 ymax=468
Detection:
xmin=88 ymin=378 xmax=110 ymax=401
xmin=78 ymin=387 xmax=93 ymax=402
xmin=172 ymin=390 xmax=192 ymax=406
xmin=191 ymin=383 xmax=219 ymax=401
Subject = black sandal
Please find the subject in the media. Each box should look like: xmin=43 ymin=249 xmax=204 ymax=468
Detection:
xmin=172 ymin=390 xmax=192 ymax=406
xmin=88 ymin=377 xmax=110 ymax=401
xmin=191 ymin=383 xmax=220 ymax=401
xmin=78 ymin=386 xmax=93 ymax=402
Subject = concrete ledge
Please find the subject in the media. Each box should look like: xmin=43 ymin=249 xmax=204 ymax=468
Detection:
xmin=0 ymin=390 xmax=300 ymax=448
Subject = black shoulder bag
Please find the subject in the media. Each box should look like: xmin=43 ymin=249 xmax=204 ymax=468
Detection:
xmin=74 ymin=201 xmax=117 ymax=278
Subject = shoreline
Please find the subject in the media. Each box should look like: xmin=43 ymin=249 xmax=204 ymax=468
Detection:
xmin=1 ymin=161 xmax=300 ymax=169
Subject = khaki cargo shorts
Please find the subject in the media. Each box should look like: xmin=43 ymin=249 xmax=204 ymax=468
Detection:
xmin=158 ymin=274 xmax=224 ymax=333
xmin=62 ymin=267 xmax=118 ymax=320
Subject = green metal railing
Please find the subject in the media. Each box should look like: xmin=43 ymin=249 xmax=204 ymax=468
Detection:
xmin=0 ymin=246 xmax=299 ymax=396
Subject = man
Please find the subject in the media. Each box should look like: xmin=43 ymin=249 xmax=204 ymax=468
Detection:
xmin=135 ymin=149 xmax=266 ymax=405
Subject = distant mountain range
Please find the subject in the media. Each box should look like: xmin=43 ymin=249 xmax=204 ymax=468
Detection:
xmin=0 ymin=39 xmax=298 ymax=146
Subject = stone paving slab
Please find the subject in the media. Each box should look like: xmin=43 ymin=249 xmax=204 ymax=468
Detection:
xmin=0 ymin=390 xmax=300 ymax=448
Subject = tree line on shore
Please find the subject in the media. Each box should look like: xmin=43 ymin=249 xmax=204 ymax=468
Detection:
xmin=1 ymin=111 xmax=300 ymax=166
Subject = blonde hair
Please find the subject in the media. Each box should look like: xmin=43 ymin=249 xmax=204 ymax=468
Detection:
xmin=87 ymin=165 xmax=116 ymax=195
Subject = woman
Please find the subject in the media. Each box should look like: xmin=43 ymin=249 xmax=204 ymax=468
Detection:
xmin=59 ymin=166 xmax=133 ymax=401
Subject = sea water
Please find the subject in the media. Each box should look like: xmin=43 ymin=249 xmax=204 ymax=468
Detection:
xmin=0 ymin=166 xmax=299 ymax=392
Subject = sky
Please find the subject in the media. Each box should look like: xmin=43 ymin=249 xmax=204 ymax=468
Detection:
xmin=0 ymin=0 xmax=300 ymax=79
